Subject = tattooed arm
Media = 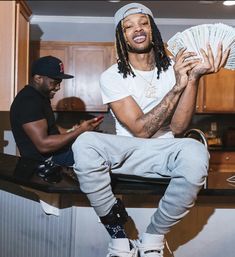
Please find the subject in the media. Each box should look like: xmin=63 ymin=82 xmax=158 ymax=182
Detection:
xmin=109 ymin=49 xmax=199 ymax=138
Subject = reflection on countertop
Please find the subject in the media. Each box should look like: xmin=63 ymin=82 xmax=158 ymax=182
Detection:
xmin=209 ymin=146 xmax=235 ymax=152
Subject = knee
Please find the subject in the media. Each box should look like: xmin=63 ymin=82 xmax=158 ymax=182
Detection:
xmin=181 ymin=138 xmax=208 ymax=158
xmin=72 ymin=132 xmax=98 ymax=167
xmin=178 ymin=138 xmax=209 ymax=184
xmin=72 ymin=131 xmax=96 ymax=151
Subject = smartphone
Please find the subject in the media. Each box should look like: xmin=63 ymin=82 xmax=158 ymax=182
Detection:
xmin=96 ymin=115 xmax=104 ymax=121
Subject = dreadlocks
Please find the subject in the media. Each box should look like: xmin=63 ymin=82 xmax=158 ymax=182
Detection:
xmin=115 ymin=21 xmax=135 ymax=78
xmin=115 ymin=14 xmax=171 ymax=79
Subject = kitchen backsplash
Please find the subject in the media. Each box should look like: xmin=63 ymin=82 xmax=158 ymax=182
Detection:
xmin=54 ymin=111 xmax=235 ymax=148
xmin=0 ymin=111 xmax=234 ymax=154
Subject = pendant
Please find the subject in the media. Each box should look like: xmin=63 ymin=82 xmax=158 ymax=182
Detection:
xmin=145 ymin=84 xmax=157 ymax=98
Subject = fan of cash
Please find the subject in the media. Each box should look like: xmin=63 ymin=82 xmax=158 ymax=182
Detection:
xmin=167 ymin=23 xmax=235 ymax=70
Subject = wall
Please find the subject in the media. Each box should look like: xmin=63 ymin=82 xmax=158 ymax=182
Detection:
xmin=0 ymin=112 xmax=16 ymax=155
xmin=30 ymin=16 xmax=235 ymax=42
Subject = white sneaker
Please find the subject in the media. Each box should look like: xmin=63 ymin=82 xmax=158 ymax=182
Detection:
xmin=106 ymin=238 xmax=138 ymax=257
xmin=137 ymin=233 xmax=165 ymax=257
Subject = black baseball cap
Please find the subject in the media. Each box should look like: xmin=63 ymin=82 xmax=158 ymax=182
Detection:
xmin=31 ymin=55 xmax=74 ymax=79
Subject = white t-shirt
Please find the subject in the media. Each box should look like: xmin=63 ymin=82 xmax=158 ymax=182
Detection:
xmin=100 ymin=62 xmax=176 ymax=138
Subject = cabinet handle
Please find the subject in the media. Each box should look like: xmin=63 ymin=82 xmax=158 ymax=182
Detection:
xmin=225 ymin=156 xmax=230 ymax=160
xmin=196 ymin=105 xmax=199 ymax=109
xmin=203 ymin=105 xmax=206 ymax=109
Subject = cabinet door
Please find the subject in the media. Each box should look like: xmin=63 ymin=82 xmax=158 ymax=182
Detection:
xmin=31 ymin=43 xmax=72 ymax=111
xmin=196 ymin=68 xmax=235 ymax=113
xmin=0 ymin=1 xmax=31 ymax=111
xmin=15 ymin=1 xmax=31 ymax=94
xmin=0 ymin=1 xmax=16 ymax=111
xmin=195 ymin=77 xmax=204 ymax=113
xmin=69 ymin=44 xmax=111 ymax=111
xmin=209 ymin=151 xmax=235 ymax=172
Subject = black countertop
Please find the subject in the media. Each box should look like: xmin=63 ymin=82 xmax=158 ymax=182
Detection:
xmin=0 ymin=153 xmax=235 ymax=196
xmin=208 ymin=146 xmax=235 ymax=151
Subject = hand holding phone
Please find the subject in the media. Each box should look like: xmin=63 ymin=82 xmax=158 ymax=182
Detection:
xmin=95 ymin=115 xmax=104 ymax=122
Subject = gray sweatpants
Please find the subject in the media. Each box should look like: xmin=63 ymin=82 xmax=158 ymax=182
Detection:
xmin=72 ymin=131 xmax=209 ymax=235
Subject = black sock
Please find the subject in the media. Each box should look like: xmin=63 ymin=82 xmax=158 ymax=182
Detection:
xmin=104 ymin=224 xmax=127 ymax=239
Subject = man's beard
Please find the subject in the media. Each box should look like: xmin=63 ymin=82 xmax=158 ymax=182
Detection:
xmin=126 ymin=42 xmax=153 ymax=54
xmin=40 ymin=84 xmax=53 ymax=99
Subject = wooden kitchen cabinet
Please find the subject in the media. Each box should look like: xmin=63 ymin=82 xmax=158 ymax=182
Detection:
xmin=0 ymin=0 xmax=31 ymax=111
xmin=209 ymin=151 xmax=235 ymax=172
xmin=69 ymin=43 xmax=115 ymax=111
xmin=30 ymin=41 xmax=115 ymax=112
xmin=196 ymin=68 xmax=235 ymax=113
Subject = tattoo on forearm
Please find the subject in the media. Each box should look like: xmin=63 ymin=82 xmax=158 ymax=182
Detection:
xmin=141 ymin=87 xmax=181 ymax=137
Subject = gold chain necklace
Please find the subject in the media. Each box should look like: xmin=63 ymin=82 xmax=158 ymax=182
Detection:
xmin=131 ymin=65 xmax=157 ymax=98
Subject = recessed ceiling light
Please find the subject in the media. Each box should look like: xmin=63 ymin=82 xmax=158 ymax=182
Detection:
xmin=223 ymin=1 xmax=235 ymax=6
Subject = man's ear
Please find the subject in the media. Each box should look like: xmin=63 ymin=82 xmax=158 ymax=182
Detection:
xmin=33 ymin=75 xmax=43 ymax=84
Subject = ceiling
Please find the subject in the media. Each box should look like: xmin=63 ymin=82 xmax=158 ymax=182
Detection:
xmin=26 ymin=1 xmax=235 ymax=20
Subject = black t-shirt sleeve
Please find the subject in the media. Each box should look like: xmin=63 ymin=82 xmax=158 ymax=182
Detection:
xmin=18 ymin=96 xmax=45 ymax=125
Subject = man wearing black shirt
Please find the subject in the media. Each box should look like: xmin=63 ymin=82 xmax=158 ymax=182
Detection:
xmin=10 ymin=56 xmax=103 ymax=166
